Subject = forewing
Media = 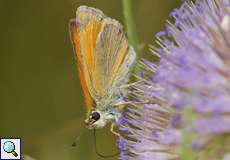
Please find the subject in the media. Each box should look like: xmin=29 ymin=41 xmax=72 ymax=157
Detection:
xmin=69 ymin=20 xmax=94 ymax=109
xmin=75 ymin=6 xmax=107 ymax=101
xmin=69 ymin=6 xmax=105 ymax=109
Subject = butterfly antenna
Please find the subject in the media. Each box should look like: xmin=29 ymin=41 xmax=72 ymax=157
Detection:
xmin=71 ymin=129 xmax=85 ymax=147
xmin=93 ymin=129 xmax=120 ymax=158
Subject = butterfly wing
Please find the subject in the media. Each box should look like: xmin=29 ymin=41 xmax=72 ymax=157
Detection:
xmin=93 ymin=18 xmax=136 ymax=98
xmin=69 ymin=6 xmax=136 ymax=109
xmin=69 ymin=6 xmax=105 ymax=109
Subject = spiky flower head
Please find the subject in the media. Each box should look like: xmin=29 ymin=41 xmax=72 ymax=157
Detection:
xmin=118 ymin=0 xmax=230 ymax=159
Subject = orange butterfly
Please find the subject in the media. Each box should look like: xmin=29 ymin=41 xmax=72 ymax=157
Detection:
xmin=69 ymin=6 xmax=136 ymax=135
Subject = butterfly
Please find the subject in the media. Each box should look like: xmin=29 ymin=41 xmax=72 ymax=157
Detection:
xmin=69 ymin=6 xmax=136 ymax=135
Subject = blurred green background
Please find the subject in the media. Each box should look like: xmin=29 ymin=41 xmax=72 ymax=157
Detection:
xmin=0 ymin=0 xmax=181 ymax=160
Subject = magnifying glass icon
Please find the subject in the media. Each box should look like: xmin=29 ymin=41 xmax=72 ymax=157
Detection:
xmin=3 ymin=141 xmax=18 ymax=157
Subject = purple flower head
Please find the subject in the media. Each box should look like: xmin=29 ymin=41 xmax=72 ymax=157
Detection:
xmin=118 ymin=0 xmax=230 ymax=159
xmin=118 ymin=104 xmax=178 ymax=160
xmin=153 ymin=0 xmax=230 ymax=158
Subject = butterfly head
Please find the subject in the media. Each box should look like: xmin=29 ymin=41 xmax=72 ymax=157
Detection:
xmin=84 ymin=109 xmax=115 ymax=129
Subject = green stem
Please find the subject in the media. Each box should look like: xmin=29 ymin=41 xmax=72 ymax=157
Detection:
xmin=122 ymin=0 xmax=140 ymax=58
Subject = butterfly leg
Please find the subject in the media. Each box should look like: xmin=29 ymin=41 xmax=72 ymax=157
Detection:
xmin=110 ymin=123 xmax=121 ymax=137
xmin=116 ymin=80 xmax=144 ymax=101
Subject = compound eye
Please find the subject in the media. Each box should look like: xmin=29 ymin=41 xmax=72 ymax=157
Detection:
xmin=91 ymin=112 xmax=100 ymax=121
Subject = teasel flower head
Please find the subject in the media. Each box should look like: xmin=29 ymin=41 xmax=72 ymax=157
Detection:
xmin=117 ymin=93 xmax=179 ymax=159
xmin=118 ymin=0 xmax=230 ymax=159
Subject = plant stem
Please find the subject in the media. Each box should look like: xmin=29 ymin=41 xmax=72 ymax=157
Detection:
xmin=122 ymin=0 xmax=140 ymax=58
